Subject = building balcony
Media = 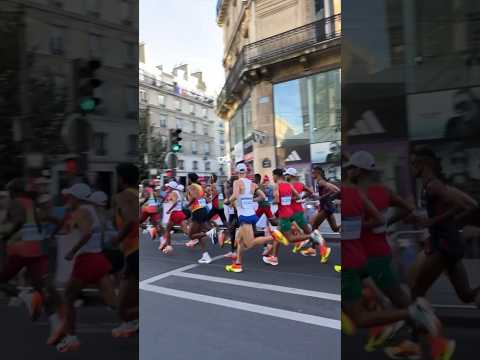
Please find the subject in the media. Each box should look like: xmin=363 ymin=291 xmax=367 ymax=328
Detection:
xmin=216 ymin=14 xmax=341 ymax=117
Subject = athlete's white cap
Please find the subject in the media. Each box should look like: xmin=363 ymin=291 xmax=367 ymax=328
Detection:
xmin=284 ymin=167 xmax=298 ymax=176
xmin=166 ymin=181 xmax=178 ymax=189
xmin=236 ymin=163 xmax=247 ymax=173
xmin=88 ymin=191 xmax=108 ymax=206
xmin=343 ymin=150 xmax=377 ymax=171
xmin=62 ymin=183 xmax=91 ymax=201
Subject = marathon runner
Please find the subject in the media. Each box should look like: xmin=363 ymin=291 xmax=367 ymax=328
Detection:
xmin=222 ymin=177 xmax=239 ymax=259
xmin=206 ymin=174 xmax=227 ymax=227
xmin=140 ymin=184 xmax=161 ymax=240
xmin=111 ymin=163 xmax=140 ymax=338
xmin=56 ymin=183 xmax=115 ymax=352
xmin=341 ymin=164 xmax=442 ymax=346
xmin=225 ymin=164 xmax=289 ymax=273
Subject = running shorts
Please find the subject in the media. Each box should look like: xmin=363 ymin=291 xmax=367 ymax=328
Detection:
xmin=0 ymin=255 xmax=49 ymax=285
xmin=182 ymin=208 xmax=191 ymax=219
xmin=256 ymin=206 xmax=273 ymax=219
xmin=366 ymin=256 xmax=399 ymax=291
xmin=238 ymin=215 xmax=259 ymax=226
xmin=102 ymin=249 xmax=125 ymax=275
xmin=341 ymin=267 xmax=367 ymax=302
xmin=279 ymin=217 xmax=294 ymax=233
xmin=191 ymin=207 xmax=208 ymax=223
xmin=170 ymin=210 xmax=187 ymax=225
xmin=124 ymin=250 xmax=139 ymax=278
xmin=425 ymin=232 xmax=464 ymax=265
xmin=292 ymin=212 xmax=308 ymax=229
xmin=71 ymin=253 xmax=111 ymax=284
xmin=320 ymin=200 xmax=336 ymax=216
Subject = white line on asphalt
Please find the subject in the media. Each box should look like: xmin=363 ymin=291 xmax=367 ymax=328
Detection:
xmin=173 ymin=272 xmax=340 ymax=301
xmin=140 ymin=254 xmax=225 ymax=286
xmin=140 ymin=283 xmax=340 ymax=330
xmin=432 ymin=304 xmax=477 ymax=309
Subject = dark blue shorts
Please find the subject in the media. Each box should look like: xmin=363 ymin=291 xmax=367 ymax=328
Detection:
xmin=238 ymin=215 xmax=259 ymax=226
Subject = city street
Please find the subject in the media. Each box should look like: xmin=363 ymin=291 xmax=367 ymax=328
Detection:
xmin=1 ymin=296 xmax=138 ymax=359
xmin=140 ymin=230 xmax=341 ymax=360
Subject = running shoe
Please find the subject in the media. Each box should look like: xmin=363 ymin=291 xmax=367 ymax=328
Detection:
xmin=185 ymin=239 xmax=199 ymax=247
xmin=198 ymin=252 xmax=212 ymax=264
xmin=225 ymin=263 xmax=243 ymax=273
xmin=262 ymin=255 xmax=279 ymax=266
xmin=206 ymin=227 xmax=218 ymax=245
xmin=158 ymin=236 xmax=167 ymax=251
xmin=46 ymin=310 xmax=66 ymax=346
xmin=224 ymin=239 xmax=232 ymax=245
xmin=320 ymin=246 xmax=332 ymax=263
xmin=334 ymin=265 xmax=342 ymax=272
xmin=384 ymin=340 xmax=421 ymax=359
xmin=341 ymin=312 xmax=356 ymax=336
xmin=309 ymin=229 xmax=325 ymax=246
xmin=300 ymin=248 xmax=317 ymax=257
xmin=408 ymin=298 xmax=441 ymax=336
xmin=271 ymin=229 xmax=289 ymax=246
xmin=162 ymin=245 xmax=173 ymax=254
xmin=365 ymin=324 xmax=395 ymax=352
xmin=56 ymin=335 xmax=81 ymax=352
xmin=112 ymin=320 xmax=139 ymax=338
xmin=430 ymin=337 xmax=456 ymax=360
xmin=19 ymin=290 xmax=43 ymax=321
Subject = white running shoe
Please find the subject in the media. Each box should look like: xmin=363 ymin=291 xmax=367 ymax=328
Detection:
xmin=56 ymin=335 xmax=80 ymax=352
xmin=198 ymin=252 xmax=212 ymax=264
xmin=408 ymin=298 xmax=441 ymax=336
xmin=262 ymin=255 xmax=279 ymax=266
xmin=310 ymin=230 xmax=325 ymax=246
xmin=112 ymin=319 xmax=139 ymax=338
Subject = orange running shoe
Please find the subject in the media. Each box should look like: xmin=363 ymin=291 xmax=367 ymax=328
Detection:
xmin=225 ymin=263 xmax=243 ymax=273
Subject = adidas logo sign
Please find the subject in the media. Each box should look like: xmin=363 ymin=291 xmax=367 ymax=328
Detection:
xmin=347 ymin=110 xmax=386 ymax=136
xmin=286 ymin=151 xmax=302 ymax=162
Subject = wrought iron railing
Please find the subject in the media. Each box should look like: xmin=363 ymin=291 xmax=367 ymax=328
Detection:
xmin=217 ymin=14 xmax=342 ymax=107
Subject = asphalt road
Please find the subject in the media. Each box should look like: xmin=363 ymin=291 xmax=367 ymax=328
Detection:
xmin=0 ymin=298 xmax=138 ymax=359
xmin=140 ymin=230 xmax=341 ymax=360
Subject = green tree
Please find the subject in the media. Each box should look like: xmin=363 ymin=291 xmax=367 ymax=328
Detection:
xmin=139 ymin=106 xmax=168 ymax=179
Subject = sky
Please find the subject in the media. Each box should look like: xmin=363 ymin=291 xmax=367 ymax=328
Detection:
xmin=140 ymin=0 xmax=225 ymax=96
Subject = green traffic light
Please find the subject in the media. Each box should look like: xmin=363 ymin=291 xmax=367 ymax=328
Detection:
xmin=80 ymin=98 xmax=96 ymax=112
xmin=171 ymin=144 xmax=181 ymax=152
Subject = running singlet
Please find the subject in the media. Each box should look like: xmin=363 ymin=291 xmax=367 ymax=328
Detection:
xmin=360 ymin=185 xmax=391 ymax=257
xmin=291 ymin=182 xmax=305 ymax=214
xmin=341 ymin=186 xmax=367 ymax=270
xmin=168 ymin=190 xmax=183 ymax=212
xmin=116 ymin=188 xmax=139 ymax=256
xmin=211 ymin=184 xmax=224 ymax=209
xmin=277 ymin=183 xmax=294 ymax=219
xmin=237 ymin=178 xmax=256 ymax=217
xmin=71 ymin=205 xmax=103 ymax=254
xmin=143 ymin=190 xmax=160 ymax=214
xmin=190 ymin=183 xmax=207 ymax=212
xmin=318 ymin=181 xmax=337 ymax=210
xmin=7 ymin=197 xmax=45 ymax=257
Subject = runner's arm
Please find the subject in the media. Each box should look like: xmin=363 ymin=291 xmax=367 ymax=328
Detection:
xmin=360 ymin=192 xmax=385 ymax=229
xmin=167 ymin=192 xmax=178 ymax=213
xmin=115 ymin=193 xmax=137 ymax=244
xmin=387 ymin=188 xmax=416 ymax=226
xmin=67 ymin=208 xmax=93 ymax=257
xmin=0 ymin=200 xmax=26 ymax=242
xmin=253 ymin=185 xmax=266 ymax=202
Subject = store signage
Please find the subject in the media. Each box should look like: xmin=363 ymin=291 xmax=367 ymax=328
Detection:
xmin=310 ymin=141 xmax=341 ymax=164
xmin=262 ymin=158 xmax=271 ymax=168
xmin=234 ymin=142 xmax=244 ymax=161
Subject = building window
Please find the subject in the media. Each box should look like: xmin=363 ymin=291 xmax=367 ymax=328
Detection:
xmin=205 ymin=161 xmax=211 ymax=171
xmin=242 ymin=98 xmax=253 ymax=140
xmin=191 ymin=121 xmax=196 ymax=134
xmin=159 ymin=114 xmax=167 ymax=128
xmin=201 ymin=107 xmax=208 ymax=118
xmin=192 ymin=141 xmax=197 ymax=154
xmin=128 ymin=134 xmax=138 ymax=155
xmin=219 ymin=132 xmax=225 ymax=145
xmin=49 ymin=26 xmax=65 ymax=55
xmin=160 ymin=135 xmax=168 ymax=146
xmin=126 ymin=87 xmax=137 ymax=117
xmin=89 ymin=33 xmax=102 ymax=58
xmin=176 ymin=118 xmax=183 ymax=129
xmin=158 ymin=94 xmax=165 ymax=106
xmin=204 ymin=142 xmax=210 ymax=155
xmin=125 ymin=42 xmax=135 ymax=65
xmin=189 ymin=103 xmax=195 ymax=114
xmin=192 ymin=161 xmax=198 ymax=170
xmin=173 ymin=99 xmax=181 ymax=110
xmin=178 ymin=160 xmax=184 ymax=170
xmin=94 ymin=132 xmax=107 ymax=156
xmin=220 ymin=146 xmax=225 ymax=154
xmin=139 ymin=89 xmax=147 ymax=103
xmin=86 ymin=0 xmax=102 ymax=16
xmin=203 ymin=125 xmax=209 ymax=136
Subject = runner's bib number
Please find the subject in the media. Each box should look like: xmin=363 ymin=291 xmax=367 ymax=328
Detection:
xmin=241 ymin=197 xmax=254 ymax=208
xmin=341 ymin=217 xmax=362 ymax=240
xmin=198 ymin=198 xmax=207 ymax=207
xmin=21 ymin=224 xmax=45 ymax=241
xmin=280 ymin=196 xmax=292 ymax=206
xmin=218 ymin=194 xmax=224 ymax=200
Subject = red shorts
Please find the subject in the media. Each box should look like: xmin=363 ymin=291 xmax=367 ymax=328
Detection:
xmin=0 ymin=255 xmax=48 ymax=284
xmin=140 ymin=209 xmax=161 ymax=224
xmin=256 ymin=206 xmax=273 ymax=219
xmin=71 ymin=253 xmax=111 ymax=284
xmin=169 ymin=210 xmax=187 ymax=225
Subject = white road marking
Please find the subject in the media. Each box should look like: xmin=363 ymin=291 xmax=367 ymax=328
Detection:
xmin=432 ymin=304 xmax=477 ymax=309
xmin=140 ymin=283 xmax=340 ymax=330
xmin=174 ymin=272 xmax=340 ymax=301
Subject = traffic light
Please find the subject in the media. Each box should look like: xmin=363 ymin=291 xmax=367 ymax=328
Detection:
xmin=73 ymin=58 xmax=102 ymax=114
xmin=169 ymin=129 xmax=182 ymax=153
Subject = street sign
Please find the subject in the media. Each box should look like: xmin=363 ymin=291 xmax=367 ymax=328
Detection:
xmin=262 ymin=158 xmax=271 ymax=168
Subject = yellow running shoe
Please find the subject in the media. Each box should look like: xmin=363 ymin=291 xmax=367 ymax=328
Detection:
xmin=300 ymin=247 xmax=317 ymax=257
xmin=365 ymin=325 xmax=395 ymax=352
xmin=271 ymin=229 xmax=289 ymax=246
xmin=341 ymin=312 xmax=356 ymax=336
xmin=225 ymin=263 xmax=243 ymax=273
xmin=334 ymin=265 xmax=342 ymax=272
xmin=384 ymin=340 xmax=421 ymax=359
xmin=320 ymin=246 xmax=331 ymax=263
